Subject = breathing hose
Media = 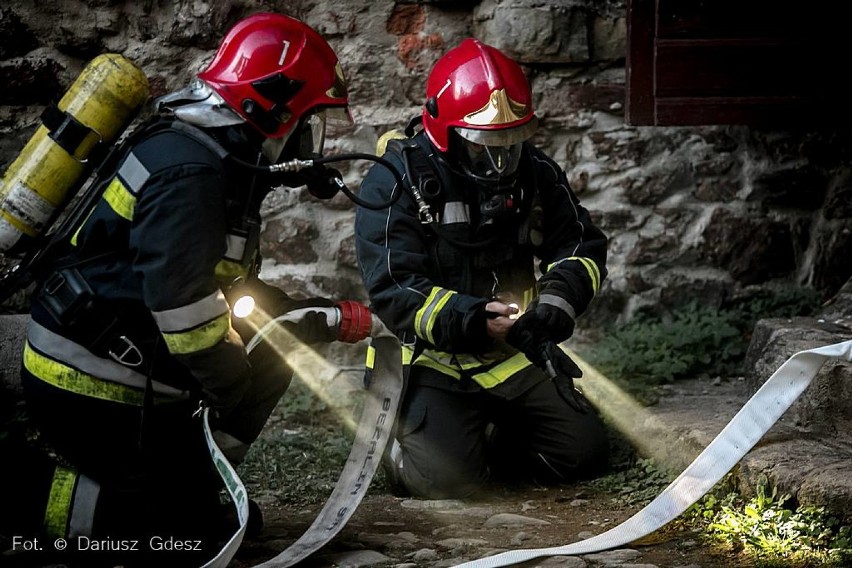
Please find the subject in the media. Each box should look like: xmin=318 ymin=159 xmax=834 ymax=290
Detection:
xmin=226 ymin=152 xmax=405 ymax=210
xmin=228 ymin=149 xmax=499 ymax=251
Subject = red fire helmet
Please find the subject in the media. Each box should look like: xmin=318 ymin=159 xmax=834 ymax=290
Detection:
xmin=198 ymin=12 xmax=351 ymax=139
xmin=422 ymin=39 xmax=537 ymax=153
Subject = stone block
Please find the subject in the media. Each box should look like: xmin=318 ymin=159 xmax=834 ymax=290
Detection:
xmin=0 ymin=314 xmax=27 ymax=395
xmin=0 ymin=56 xmax=65 ymax=105
xmin=744 ymin=317 xmax=852 ymax=432
xmin=700 ymin=208 xmax=796 ymax=285
xmin=473 ymin=0 xmax=589 ymax=63
xmin=748 ymin=165 xmax=828 ymax=210
xmin=0 ymin=7 xmax=38 ymax=59
xmin=809 ymin=220 xmax=852 ymax=297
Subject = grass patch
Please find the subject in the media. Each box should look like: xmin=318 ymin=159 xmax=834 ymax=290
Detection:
xmin=237 ymin=374 xmax=391 ymax=507
xmin=591 ymin=459 xmax=852 ymax=567
xmin=589 ymin=457 xmax=673 ymax=506
xmin=239 ymin=424 xmax=353 ymax=507
xmin=576 ymin=286 xmax=822 ymax=401
xmin=689 ymin=482 xmax=852 ymax=567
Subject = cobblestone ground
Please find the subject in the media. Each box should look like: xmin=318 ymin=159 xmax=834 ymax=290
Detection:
xmin=234 ymin=486 xmax=744 ymax=568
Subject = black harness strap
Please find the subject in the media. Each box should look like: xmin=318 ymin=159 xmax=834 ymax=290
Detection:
xmin=40 ymin=104 xmax=99 ymax=159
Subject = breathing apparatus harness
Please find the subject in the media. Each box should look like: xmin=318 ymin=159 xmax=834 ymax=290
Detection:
xmin=387 ymin=116 xmax=532 ymax=251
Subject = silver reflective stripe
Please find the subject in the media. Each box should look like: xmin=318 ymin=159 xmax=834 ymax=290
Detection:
xmin=68 ymin=474 xmax=99 ymax=538
xmin=152 ymin=290 xmax=230 ymax=333
xmin=538 ymin=293 xmax=576 ymax=320
xmin=27 ymin=321 xmax=187 ymax=398
xmin=225 ymin=233 xmax=248 ymax=262
xmin=117 ymin=153 xmax=150 ymax=195
xmin=442 ymin=201 xmax=469 ymax=225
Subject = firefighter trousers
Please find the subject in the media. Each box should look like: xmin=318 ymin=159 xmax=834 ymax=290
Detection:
xmin=391 ymin=376 xmax=610 ymax=499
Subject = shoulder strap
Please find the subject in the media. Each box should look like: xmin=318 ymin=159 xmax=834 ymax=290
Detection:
xmin=386 ymin=137 xmax=443 ymax=203
xmin=0 ymin=118 xmax=233 ymax=301
xmin=163 ymin=120 xmax=230 ymax=160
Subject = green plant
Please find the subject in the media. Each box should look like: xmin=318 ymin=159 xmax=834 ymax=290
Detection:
xmin=688 ymin=483 xmax=852 ymax=567
xmin=579 ymin=302 xmax=744 ymax=387
xmin=724 ymin=287 xmax=823 ymax=329
xmin=239 ymin=424 xmax=354 ymax=506
xmin=589 ymin=457 xmax=673 ymax=506
xmin=279 ymin=376 xmax=329 ymax=422
xmin=577 ymin=286 xmax=824 ymax=394
xmin=238 ymin=374 xmax=371 ymax=505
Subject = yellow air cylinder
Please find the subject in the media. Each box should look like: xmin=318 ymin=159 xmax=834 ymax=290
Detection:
xmin=0 ymin=53 xmax=149 ymax=254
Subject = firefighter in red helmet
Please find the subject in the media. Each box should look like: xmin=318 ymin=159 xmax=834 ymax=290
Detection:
xmin=356 ymin=39 xmax=610 ymax=498
xmin=1 ymin=13 xmax=352 ymax=565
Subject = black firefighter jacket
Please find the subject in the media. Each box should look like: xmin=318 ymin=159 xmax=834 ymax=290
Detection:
xmin=24 ymin=119 xmax=263 ymax=418
xmin=355 ymin=132 xmax=608 ymax=399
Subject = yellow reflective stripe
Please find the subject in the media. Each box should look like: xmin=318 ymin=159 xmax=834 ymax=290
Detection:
xmin=24 ymin=343 xmax=145 ymax=405
xmin=470 ymin=352 xmax=533 ymax=388
xmin=414 ymin=287 xmax=456 ymax=344
xmin=102 ymin=178 xmax=136 ymax=221
xmin=70 ymin=206 xmax=96 ymax=247
xmin=365 ymin=345 xmax=376 ymax=370
xmin=161 ymin=312 xmax=230 ymax=355
xmin=522 ymin=287 xmax=536 ymax=311
xmin=44 ymin=466 xmax=77 ymax=538
xmin=370 ymin=344 xmax=412 ymax=370
xmin=575 ymin=257 xmax=600 ymax=293
xmin=547 ymin=256 xmax=600 ymax=294
xmin=412 ymin=356 xmax=462 ymax=379
xmin=215 ymin=259 xmax=249 ymax=282
xmin=417 ymin=347 xmax=496 ymax=370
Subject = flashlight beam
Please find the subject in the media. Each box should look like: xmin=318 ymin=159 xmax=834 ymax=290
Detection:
xmin=566 ymin=348 xmax=701 ymax=474
xmin=244 ymin=307 xmax=358 ymax=432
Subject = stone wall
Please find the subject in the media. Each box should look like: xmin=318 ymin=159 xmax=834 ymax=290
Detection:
xmin=2 ymin=0 xmax=851 ymax=327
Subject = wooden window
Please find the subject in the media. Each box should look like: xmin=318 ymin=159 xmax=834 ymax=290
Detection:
xmin=626 ymin=0 xmax=842 ymax=126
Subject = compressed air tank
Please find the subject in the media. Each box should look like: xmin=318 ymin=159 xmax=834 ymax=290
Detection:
xmin=0 ymin=53 xmax=149 ymax=254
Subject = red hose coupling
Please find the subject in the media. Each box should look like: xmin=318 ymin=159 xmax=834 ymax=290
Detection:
xmin=336 ymin=300 xmax=372 ymax=343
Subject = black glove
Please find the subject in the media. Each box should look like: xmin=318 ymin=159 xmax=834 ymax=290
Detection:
xmin=507 ymin=316 xmax=581 ymax=379
xmin=303 ymin=166 xmax=344 ymax=200
xmin=245 ymin=279 xmax=335 ymax=317
xmin=505 ymin=310 xmax=546 ymax=359
xmin=507 ymin=316 xmax=586 ymax=412
xmin=530 ymin=294 xmax=576 ymax=344
xmin=538 ymin=342 xmax=582 ymax=380
xmin=543 ymin=343 xmax=590 ymax=414
xmin=283 ymin=309 xmax=338 ymax=344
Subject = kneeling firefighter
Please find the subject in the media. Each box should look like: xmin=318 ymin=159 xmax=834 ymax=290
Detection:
xmin=0 ymin=12 xmax=372 ymax=566
xmin=356 ymin=39 xmax=611 ymax=499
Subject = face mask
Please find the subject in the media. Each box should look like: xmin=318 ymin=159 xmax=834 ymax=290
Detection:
xmin=260 ymin=111 xmax=328 ymax=163
xmin=459 ymin=140 xmax=523 ymax=180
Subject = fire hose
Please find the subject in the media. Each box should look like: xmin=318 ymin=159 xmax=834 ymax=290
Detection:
xmin=452 ymin=339 xmax=852 ymax=567
xmin=199 ymin=303 xmax=403 ymax=568
xmin=200 ymin=305 xmax=850 ymax=568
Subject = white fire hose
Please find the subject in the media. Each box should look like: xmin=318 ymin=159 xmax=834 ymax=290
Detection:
xmin=200 ymin=304 xmax=404 ymax=568
xmin=203 ymin=302 xmax=851 ymax=568
xmin=452 ymin=339 xmax=852 ymax=567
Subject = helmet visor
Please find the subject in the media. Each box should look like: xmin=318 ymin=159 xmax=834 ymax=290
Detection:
xmin=457 ymin=139 xmax=523 ymax=180
xmin=456 ymin=116 xmax=538 ymax=147
xmin=260 ymin=110 xmax=337 ymax=163
xmin=298 ymin=111 xmax=327 ymax=158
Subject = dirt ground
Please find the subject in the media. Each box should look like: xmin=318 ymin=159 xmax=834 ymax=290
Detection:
xmin=226 ymin=370 xmax=756 ymax=568
xmin=233 ymin=483 xmax=747 ymax=568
